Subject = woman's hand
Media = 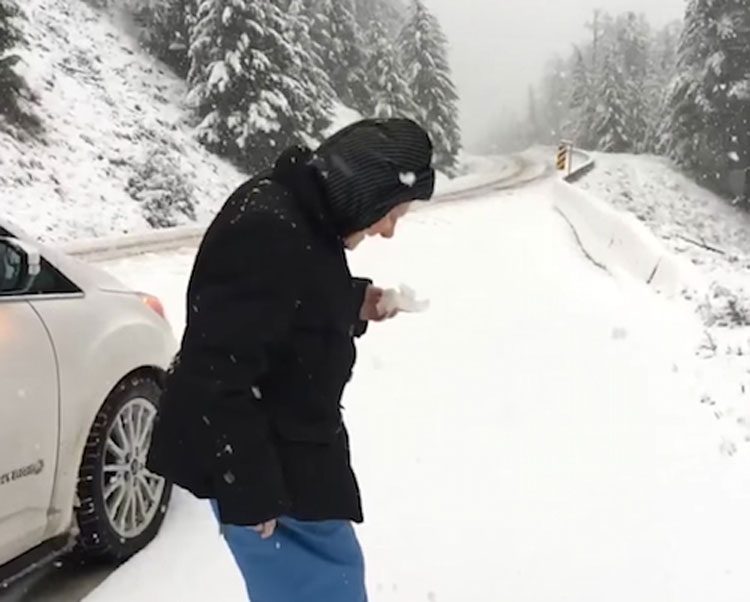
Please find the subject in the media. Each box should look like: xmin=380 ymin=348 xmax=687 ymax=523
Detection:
xmin=253 ymin=519 xmax=277 ymax=539
xmin=360 ymin=285 xmax=398 ymax=322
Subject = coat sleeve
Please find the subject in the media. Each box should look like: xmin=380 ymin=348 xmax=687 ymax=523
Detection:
xmin=351 ymin=277 xmax=372 ymax=337
xmin=189 ymin=213 xmax=302 ymax=526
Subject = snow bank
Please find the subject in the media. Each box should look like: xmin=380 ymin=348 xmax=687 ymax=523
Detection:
xmin=63 ymin=225 xmax=205 ymax=262
xmin=575 ymin=152 xmax=750 ymax=274
xmin=553 ymin=179 xmax=700 ymax=297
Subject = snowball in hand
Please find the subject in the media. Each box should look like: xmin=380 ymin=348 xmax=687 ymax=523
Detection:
xmin=376 ymin=285 xmax=430 ymax=315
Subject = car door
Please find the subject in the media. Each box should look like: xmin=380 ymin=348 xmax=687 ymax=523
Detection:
xmin=0 ymin=261 xmax=59 ymax=566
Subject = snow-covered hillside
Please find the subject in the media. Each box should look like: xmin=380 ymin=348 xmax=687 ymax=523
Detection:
xmin=0 ymin=0 xmax=254 ymax=242
xmin=86 ymin=178 xmax=750 ymax=602
xmin=1 ymin=0 xmax=444 ymax=244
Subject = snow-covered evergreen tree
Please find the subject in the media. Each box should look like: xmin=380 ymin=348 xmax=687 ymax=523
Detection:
xmin=568 ymin=47 xmax=598 ymax=148
xmin=523 ymin=9 xmax=680 ymax=155
xmin=538 ymin=55 xmax=571 ymax=143
xmin=130 ymin=0 xmax=197 ymax=77
xmin=353 ymin=0 xmax=406 ymax=36
xmin=653 ymin=20 xmax=681 ymax=77
xmin=188 ymin=0 xmax=329 ymax=170
xmin=399 ymin=0 xmax=461 ymax=172
xmin=309 ymin=0 xmax=370 ymax=114
xmin=644 ymin=20 xmax=680 ymax=152
xmin=584 ymin=9 xmax=605 ymax=76
xmin=591 ymin=49 xmax=631 ymax=152
xmin=704 ymin=1 xmax=750 ymax=177
xmin=661 ymin=0 xmax=750 ymax=190
xmin=127 ymin=149 xmax=197 ymax=228
xmin=614 ymin=12 xmax=651 ymax=151
xmin=526 ymin=85 xmax=541 ymax=143
xmin=662 ymin=0 xmax=713 ymax=169
xmin=0 ymin=0 xmax=36 ymax=130
xmin=278 ymin=0 xmax=334 ymax=141
xmin=365 ymin=22 xmax=417 ymax=119
xmin=264 ymin=0 xmax=337 ymax=147
xmin=0 ymin=0 xmax=23 ymax=100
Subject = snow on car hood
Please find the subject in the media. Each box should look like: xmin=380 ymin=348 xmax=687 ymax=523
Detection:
xmin=44 ymin=243 xmax=133 ymax=293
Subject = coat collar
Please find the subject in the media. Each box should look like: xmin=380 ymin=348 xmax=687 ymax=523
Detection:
xmin=271 ymin=145 xmax=343 ymax=248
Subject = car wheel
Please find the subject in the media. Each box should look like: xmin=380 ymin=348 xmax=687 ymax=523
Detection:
xmin=75 ymin=374 xmax=172 ymax=562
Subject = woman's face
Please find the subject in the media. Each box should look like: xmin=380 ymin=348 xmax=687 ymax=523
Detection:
xmin=344 ymin=203 xmax=411 ymax=250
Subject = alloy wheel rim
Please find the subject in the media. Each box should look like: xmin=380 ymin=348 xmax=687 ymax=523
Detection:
xmin=102 ymin=397 xmax=165 ymax=539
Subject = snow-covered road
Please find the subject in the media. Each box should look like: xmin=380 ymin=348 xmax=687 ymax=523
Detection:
xmin=83 ymin=179 xmax=750 ymax=602
xmin=60 ymin=151 xmax=536 ymax=263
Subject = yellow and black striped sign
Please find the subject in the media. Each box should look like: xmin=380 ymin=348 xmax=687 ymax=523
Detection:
xmin=556 ymin=143 xmax=568 ymax=171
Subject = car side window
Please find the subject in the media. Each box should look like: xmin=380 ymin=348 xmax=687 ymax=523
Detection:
xmin=0 ymin=241 xmax=24 ymax=293
xmin=0 ymin=228 xmax=80 ymax=296
xmin=25 ymin=259 xmax=80 ymax=295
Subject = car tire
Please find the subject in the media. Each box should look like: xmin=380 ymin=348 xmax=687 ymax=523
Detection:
xmin=75 ymin=374 xmax=172 ymax=562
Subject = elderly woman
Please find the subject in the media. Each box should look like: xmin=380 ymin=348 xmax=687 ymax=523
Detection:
xmin=148 ymin=118 xmax=435 ymax=601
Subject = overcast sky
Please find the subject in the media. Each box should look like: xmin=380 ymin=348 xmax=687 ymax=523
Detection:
xmin=423 ymin=0 xmax=687 ymax=148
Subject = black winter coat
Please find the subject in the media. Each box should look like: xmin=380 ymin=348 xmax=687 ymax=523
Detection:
xmin=147 ymin=119 xmax=434 ymax=526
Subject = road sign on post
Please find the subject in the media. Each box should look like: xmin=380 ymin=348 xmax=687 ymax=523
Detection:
xmin=556 ymin=143 xmax=567 ymax=171
xmin=556 ymin=141 xmax=573 ymax=173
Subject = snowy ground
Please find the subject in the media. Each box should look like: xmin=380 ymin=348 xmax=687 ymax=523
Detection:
xmin=86 ymin=178 xmax=750 ymax=601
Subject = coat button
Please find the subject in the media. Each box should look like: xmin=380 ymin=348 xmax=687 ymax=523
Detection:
xmin=348 ymin=325 xmax=355 ymax=337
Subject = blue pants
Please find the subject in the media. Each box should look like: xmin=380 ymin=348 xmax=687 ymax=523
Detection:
xmin=211 ymin=502 xmax=368 ymax=602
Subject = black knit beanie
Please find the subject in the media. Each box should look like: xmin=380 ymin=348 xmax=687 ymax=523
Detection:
xmin=310 ymin=118 xmax=436 ymax=237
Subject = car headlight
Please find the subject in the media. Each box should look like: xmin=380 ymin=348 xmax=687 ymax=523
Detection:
xmin=137 ymin=292 xmax=167 ymax=321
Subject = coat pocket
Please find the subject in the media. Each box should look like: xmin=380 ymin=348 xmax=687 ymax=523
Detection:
xmin=271 ymin=418 xmax=343 ymax=445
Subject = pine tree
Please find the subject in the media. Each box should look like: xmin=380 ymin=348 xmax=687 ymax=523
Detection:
xmin=568 ymin=47 xmax=598 ymax=148
xmin=132 ymin=0 xmax=197 ymax=78
xmin=585 ymin=9 xmax=604 ymax=75
xmin=187 ymin=0 xmax=328 ymax=170
xmin=0 ymin=0 xmax=36 ymax=130
xmin=592 ymin=49 xmax=630 ymax=152
xmin=280 ymin=0 xmax=334 ymax=141
xmin=615 ymin=12 xmax=651 ymax=151
xmin=399 ymin=0 xmax=461 ymax=172
xmin=704 ymin=1 xmax=750 ymax=175
xmin=538 ymin=55 xmax=570 ymax=144
xmin=660 ymin=1 xmax=708 ymax=165
xmin=365 ymin=22 xmax=417 ymax=119
xmin=0 ymin=0 xmax=23 ymax=102
xmin=353 ymin=0 xmax=405 ymax=36
xmin=527 ymin=85 xmax=540 ymax=143
xmin=309 ymin=0 xmax=370 ymax=113
xmin=644 ymin=21 xmax=680 ymax=152
xmin=662 ymin=0 xmax=750 ymax=191
xmin=512 ymin=9 xmax=684 ymax=159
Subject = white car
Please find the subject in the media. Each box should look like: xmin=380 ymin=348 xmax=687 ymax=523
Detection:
xmin=0 ymin=220 xmax=176 ymax=587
